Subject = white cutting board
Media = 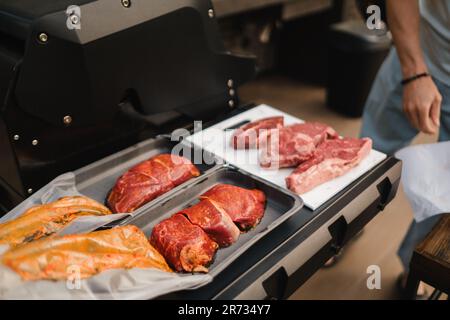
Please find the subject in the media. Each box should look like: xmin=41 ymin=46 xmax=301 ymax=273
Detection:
xmin=187 ymin=104 xmax=387 ymax=210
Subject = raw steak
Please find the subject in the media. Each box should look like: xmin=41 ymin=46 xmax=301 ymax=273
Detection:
xmin=286 ymin=138 xmax=372 ymax=194
xmin=260 ymin=122 xmax=338 ymax=169
xmin=231 ymin=116 xmax=284 ymax=149
xmin=107 ymin=154 xmax=200 ymax=213
xmin=181 ymin=199 xmax=240 ymax=247
xmin=200 ymin=184 xmax=266 ymax=231
xmin=2 ymin=226 xmax=172 ymax=281
xmin=150 ymin=214 xmax=218 ymax=273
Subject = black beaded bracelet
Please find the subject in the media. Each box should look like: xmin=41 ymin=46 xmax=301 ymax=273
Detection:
xmin=401 ymin=72 xmax=430 ymax=86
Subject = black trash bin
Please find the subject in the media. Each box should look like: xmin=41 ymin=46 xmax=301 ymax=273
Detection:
xmin=327 ymin=20 xmax=391 ymax=117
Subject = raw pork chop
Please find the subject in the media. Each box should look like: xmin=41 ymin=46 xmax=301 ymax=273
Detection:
xmin=260 ymin=122 xmax=338 ymax=169
xmin=181 ymin=199 xmax=240 ymax=247
xmin=150 ymin=214 xmax=218 ymax=273
xmin=107 ymin=154 xmax=200 ymax=213
xmin=231 ymin=116 xmax=284 ymax=149
xmin=286 ymin=138 xmax=372 ymax=194
xmin=200 ymin=184 xmax=266 ymax=231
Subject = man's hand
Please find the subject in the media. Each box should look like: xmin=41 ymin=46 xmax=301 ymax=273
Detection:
xmin=403 ymin=77 xmax=442 ymax=134
xmin=387 ymin=0 xmax=442 ymax=134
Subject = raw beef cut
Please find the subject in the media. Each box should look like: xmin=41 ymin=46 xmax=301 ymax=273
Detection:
xmin=231 ymin=116 xmax=284 ymax=149
xmin=150 ymin=214 xmax=218 ymax=273
xmin=260 ymin=122 xmax=338 ymax=169
xmin=107 ymin=154 xmax=200 ymax=213
xmin=286 ymin=138 xmax=372 ymax=194
xmin=181 ymin=199 xmax=240 ymax=247
xmin=0 ymin=196 xmax=112 ymax=247
xmin=200 ymin=184 xmax=266 ymax=231
xmin=2 ymin=226 xmax=172 ymax=281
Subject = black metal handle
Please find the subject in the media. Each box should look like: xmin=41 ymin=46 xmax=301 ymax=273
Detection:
xmin=376 ymin=177 xmax=393 ymax=210
xmin=331 ymin=243 xmax=343 ymax=255
xmin=263 ymin=267 xmax=289 ymax=300
xmin=328 ymin=216 xmax=348 ymax=255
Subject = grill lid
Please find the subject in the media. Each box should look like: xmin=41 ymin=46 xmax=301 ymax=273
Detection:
xmin=1 ymin=0 xmax=255 ymax=126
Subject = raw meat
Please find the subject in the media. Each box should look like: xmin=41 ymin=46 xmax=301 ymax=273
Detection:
xmin=107 ymin=154 xmax=200 ymax=213
xmin=260 ymin=122 xmax=338 ymax=169
xmin=0 ymin=196 xmax=112 ymax=247
xmin=200 ymin=184 xmax=266 ymax=231
xmin=150 ymin=214 xmax=218 ymax=273
xmin=2 ymin=225 xmax=172 ymax=281
xmin=181 ymin=198 xmax=240 ymax=247
xmin=231 ymin=116 xmax=284 ymax=149
xmin=286 ymin=138 xmax=372 ymax=194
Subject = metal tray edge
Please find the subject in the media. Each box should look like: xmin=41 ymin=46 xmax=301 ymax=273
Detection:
xmin=209 ymin=165 xmax=304 ymax=276
xmin=72 ymin=136 xmax=222 ymax=218
xmin=119 ymin=164 xmax=304 ymax=277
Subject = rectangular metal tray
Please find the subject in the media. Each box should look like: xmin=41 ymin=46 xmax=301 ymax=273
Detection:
xmin=73 ymin=136 xmax=219 ymax=216
xmin=119 ymin=165 xmax=304 ymax=276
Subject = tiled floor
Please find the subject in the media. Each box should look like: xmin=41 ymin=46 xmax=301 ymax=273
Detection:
xmin=239 ymin=75 xmax=441 ymax=300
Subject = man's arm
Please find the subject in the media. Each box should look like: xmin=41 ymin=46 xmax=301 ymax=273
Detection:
xmin=387 ymin=0 xmax=442 ymax=134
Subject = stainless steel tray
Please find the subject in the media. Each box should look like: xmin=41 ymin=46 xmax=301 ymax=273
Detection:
xmin=119 ymin=165 xmax=304 ymax=276
xmin=73 ymin=136 xmax=219 ymax=216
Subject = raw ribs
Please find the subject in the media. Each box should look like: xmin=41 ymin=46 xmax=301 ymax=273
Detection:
xmin=150 ymin=214 xmax=219 ymax=273
xmin=260 ymin=122 xmax=338 ymax=169
xmin=200 ymin=184 xmax=266 ymax=231
xmin=231 ymin=116 xmax=284 ymax=149
xmin=286 ymin=138 xmax=372 ymax=194
xmin=107 ymin=154 xmax=200 ymax=213
xmin=2 ymin=225 xmax=172 ymax=281
xmin=181 ymin=199 xmax=240 ymax=247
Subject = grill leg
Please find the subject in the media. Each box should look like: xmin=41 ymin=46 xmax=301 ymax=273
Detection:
xmin=404 ymin=273 xmax=420 ymax=300
xmin=428 ymin=289 xmax=442 ymax=300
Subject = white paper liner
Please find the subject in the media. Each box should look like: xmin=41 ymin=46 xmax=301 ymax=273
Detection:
xmin=0 ymin=173 xmax=212 ymax=300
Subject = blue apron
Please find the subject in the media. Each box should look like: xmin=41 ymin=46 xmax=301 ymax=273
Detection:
xmin=360 ymin=48 xmax=450 ymax=270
